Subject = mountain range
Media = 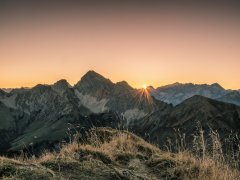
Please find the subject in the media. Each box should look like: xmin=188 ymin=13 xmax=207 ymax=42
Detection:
xmin=0 ymin=70 xmax=239 ymax=154
xmin=149 ymin=82 xmax=240 ymax=106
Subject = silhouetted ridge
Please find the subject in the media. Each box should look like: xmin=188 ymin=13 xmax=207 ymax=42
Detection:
xmin=74 ymin=70 xmax=114 ymax=96
xmin=53 ymin=79 xmax=71 ymax=89
xmin=211 ymin=83 xmax=224 ymax=89
xmin=179 ymin=95 xmax=238 ymax=108
xmin=80 ymin=70 xmax=112 ymax=83
xmin=32 ymin=84 xmax=51 ymax=93
xmin=181 ymin=95 xmax=212 ymax=104
xmin=115 ymin=81 xmax=133 ymax=90
xmin=54 ymin=79 xmax=70 ymax=86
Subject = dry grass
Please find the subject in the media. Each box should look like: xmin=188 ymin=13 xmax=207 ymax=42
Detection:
xmin=0 ymin=127 xmax=240 ymax=179
xmin=41 ymin=127 xmax=240 ymax=179
xmin=0 ymin=156 xmax=55 ymax=179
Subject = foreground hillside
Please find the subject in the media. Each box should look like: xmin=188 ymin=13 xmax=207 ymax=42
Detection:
xmin=1 ymin=128 xmax=239 ymax=179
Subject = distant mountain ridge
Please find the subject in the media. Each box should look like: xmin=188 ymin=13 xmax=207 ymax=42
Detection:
xmin=149 ymin=82 xmax=240 ymax=106
xmin=2 ymin=78 xmax=240 ymax=107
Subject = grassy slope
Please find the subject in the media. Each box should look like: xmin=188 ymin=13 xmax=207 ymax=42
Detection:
xmin=0 ymin=128 xmax=239 ymax=180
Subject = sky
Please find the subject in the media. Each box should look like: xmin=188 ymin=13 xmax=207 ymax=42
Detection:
xmin=0 ymin=1 xmax=240 ymax=89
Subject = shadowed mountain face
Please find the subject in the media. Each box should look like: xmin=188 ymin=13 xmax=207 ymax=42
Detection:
xmin=129 ymin=95 xmax=240 ymax=149
xmin=0 ymin=102 xmax=29 ymax=153
xmin=0 ymin=71 xmax=239 ymax=154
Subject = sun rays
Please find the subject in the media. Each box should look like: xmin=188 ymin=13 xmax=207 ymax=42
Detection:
xmin=143 ymin=84 xmax=147 ymax=89
xmin=135 ymin=85 xmax=153 ymax=105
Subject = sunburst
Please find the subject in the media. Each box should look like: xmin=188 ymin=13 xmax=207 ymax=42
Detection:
xmin=135 ymin=84 xmax=153 ymax=105
xmin=143 ymin=84 xmax=147 ymax=89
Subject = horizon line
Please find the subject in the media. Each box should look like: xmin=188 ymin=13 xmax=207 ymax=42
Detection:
xmin=0 ymin=71 xmax=239 ymax=90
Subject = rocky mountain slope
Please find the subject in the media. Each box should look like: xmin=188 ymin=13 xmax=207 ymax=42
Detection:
xmin=129 ymin=95 xmax=240 ymax=148
xmin=74 ymin=71 xmax=168 ymax=117
xmin=0 ymin=71 xmax=169 ymax=153
xmin=0 ymin=71 xmax=239 ymax=154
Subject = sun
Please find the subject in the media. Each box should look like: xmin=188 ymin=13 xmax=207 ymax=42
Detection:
xmin=143 ymin=84 xmax=147 ymax=89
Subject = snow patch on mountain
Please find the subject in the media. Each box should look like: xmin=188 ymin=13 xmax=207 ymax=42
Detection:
xmin=1 ymin=88 xmax=13 ymax=93
xmin=75 ymin=90 xmax=108 ymax=113
xmin=122 ymin=108 xmax=146 ymax=123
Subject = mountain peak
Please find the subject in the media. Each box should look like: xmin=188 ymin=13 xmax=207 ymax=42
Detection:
xmin=116 ymin=81 xmax=132 ymax=89
xmin=53 ymin=79 xmax=71 ymax=88
xmin=32 ymin=84 xmax=49 ymax=89
xmin=80 ymin=70 xmax=110 ymax=81
xmin=76 ymin=70 xmax=112 ymax=84
xmin=211 ymin=83 xmax=224 ymax=89
xmin=83 ymin=70 xmax=105 ymax=79
xmin=74 ymin=70 xmax=114 ymax=94
xmin=52 ymin=79 xmax=71 ymax=95
xmin=147 ymin=85 xmax=154 ymax=89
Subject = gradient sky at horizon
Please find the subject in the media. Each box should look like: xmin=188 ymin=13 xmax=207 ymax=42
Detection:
xmin=1 ymin=1 xmax=240 ymax=89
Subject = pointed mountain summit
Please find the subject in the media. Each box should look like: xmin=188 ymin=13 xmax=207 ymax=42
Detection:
xmin=53 ymin=79 xmax=71 ymax=88
xmin=31 ymin=84 xmax=51 ymax=94
xmin=74 ymin=70 xmax=114 ymax=98
xmin=76 ymin=70 xmax=113 ymax=86
xmin=52 ymin=79 xmax=72 ymax=95
xmin=115 ymin=81 xmax=133 ymax=90
xmin=210 ymin=83 xmax=224 ymax=90
xmin=72 ymin=70 xmax=169 ymax=118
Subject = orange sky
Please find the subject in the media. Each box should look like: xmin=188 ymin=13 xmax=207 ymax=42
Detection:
xmin=1 ymin=2 xmax=240 ymax=89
